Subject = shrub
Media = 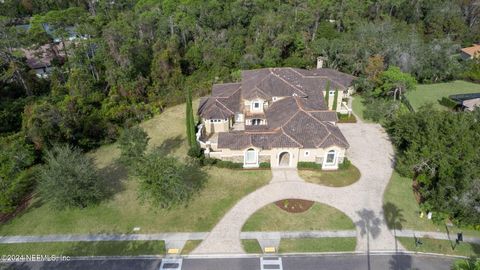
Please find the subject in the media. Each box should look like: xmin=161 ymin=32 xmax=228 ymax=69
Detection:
xmin=259 ymin=162 xmax=271 ymax=168
xmin=297 ymin=162 xmax=322 ymax=170
xmin=200 ymin=157 xmax=218 ymax=166
xmin=187 ymin=143 xmax=202 ymax=158
xmin=339 ymin=158 xmax=351 ymax=170
xmin=438 ymin=97 xmax=458 ymax=109
xmin=38 ymin=144 xmax=106 ymax=209
xmin=337 ymin=113 xmax=357 ymax=123
xmin=215 ymin=160 xmax=243 ymax=169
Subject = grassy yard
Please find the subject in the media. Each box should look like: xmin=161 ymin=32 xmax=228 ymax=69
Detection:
xmin=242 ymin=203 xmax=354 ymax=232
xmin=0 ymin=241 xmax=166 ymax=256
xmin=0 ymin=102 xmax=271 ymax=235
xmin=242 ymin=239 xmax=263 ymax=254
xmin=398 ymin=237 xmax=480 ymax=257
xmin=278 ymin=238 xmax=356 ymax=253
xmin=406 ymin=80 xmax=480 ymax=111
xmin=298 ymin=165 xmax=361 ymax=187
xmin=383 ymin=172 xmax=480 ymax=238
xmin=181 ymin=240 xmax=202 ymax=255
xmin=351 ymin=95 xmax=373 ymax=123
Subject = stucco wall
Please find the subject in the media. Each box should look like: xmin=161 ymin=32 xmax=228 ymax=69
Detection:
xmin=202 ymin=118 xmax=230 ymax=134
xmin=208 ymin=145 xmax=347 ymax=169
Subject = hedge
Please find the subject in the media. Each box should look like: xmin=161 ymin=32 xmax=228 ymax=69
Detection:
xmin=297 ymin=162 xmax=322 ymax=170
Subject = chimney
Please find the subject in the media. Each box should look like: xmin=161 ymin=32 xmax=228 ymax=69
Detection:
xmin=316 ymin=56 xmax=325 ymax=69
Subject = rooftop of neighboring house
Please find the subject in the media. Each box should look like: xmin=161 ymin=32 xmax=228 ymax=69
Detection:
xmin=21 ymin=43 xmax=66 ymax=69
xmin=198 ymin=67 xmax=355 ymax=150
xmin=449 ymin=93 xmax=480 ymax=102
xmin=460 ymin=43 xmax=480 ymax=57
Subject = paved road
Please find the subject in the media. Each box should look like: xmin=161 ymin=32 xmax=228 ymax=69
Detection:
xmin=194 ymin=123 xmax=398 ymax=254
xmin=0 ymin=254 xmax=455 ymax=270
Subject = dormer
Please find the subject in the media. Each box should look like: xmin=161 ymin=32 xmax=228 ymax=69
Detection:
xmin=245 ymin=98 xmax=267 ymax=114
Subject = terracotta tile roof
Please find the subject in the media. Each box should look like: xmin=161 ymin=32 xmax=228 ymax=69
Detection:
xmin=218 ymin=130 xmax=301 ymax=150
xmin=200 ymin=67 xmax=353 ymax=149
xmin=461 ymin=44 xmax=480 ymax=57
xmin=198 ymin=85 xmax=240 ymax=119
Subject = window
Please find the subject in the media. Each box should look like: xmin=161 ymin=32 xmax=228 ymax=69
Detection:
xmin=253 ymin=101 xmax=260 ymax=109
xmin=329 ymin=91 xmax=335 ymax=95
xmin=326 ymin=150 xmax=336 ymax=164
xmin=252 ymin=119 xmax=262 ymax=125
xmin=304 ymin=151 xmax=310 ymax=157
xmin=245 ymin=148 xmax=256 ymax=164
xmin=272 ymin=97 xmax=277 ymax=101
xmin=210 ymin=119 xmax=222 ymax=123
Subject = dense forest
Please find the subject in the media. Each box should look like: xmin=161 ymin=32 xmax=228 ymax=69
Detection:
xmin=1 ymin=0 xmax=479 ymax=224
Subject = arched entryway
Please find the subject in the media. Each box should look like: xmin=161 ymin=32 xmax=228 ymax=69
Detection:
xmin=278 ymin=152 xmax=290 ymax=167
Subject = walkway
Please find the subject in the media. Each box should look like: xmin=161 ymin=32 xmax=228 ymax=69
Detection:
xmin=2 ymin=230 xmax=478 ymax=245
xmin=0 ymin=230 xmax=355 ymax=244
xmin=193 ymin=122 xmax=398 ymax=254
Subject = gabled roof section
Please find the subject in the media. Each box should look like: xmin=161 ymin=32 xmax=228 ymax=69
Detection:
xmin=198 ymin=84 xmax=241 ymax=119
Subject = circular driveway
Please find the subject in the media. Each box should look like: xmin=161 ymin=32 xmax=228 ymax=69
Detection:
xmin=193 ymin=123 xmax=399 ymax=254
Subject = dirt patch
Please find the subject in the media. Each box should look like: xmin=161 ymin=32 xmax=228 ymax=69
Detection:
xmin=274 ymin=199 xmax=314 ymax=213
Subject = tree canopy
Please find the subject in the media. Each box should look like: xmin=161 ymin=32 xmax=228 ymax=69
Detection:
xmin=388 ymin=107 xmax=480 ymax=226
xmin=38 ymin=144 xmax=106 ymax=209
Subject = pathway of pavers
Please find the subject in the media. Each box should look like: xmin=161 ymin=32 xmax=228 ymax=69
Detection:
xmin=192 ymin=123 xmax=399 ymax=254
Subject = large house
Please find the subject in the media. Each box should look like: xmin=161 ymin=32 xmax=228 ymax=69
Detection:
xmin=197 ymin=64 xmax=355 ymax=170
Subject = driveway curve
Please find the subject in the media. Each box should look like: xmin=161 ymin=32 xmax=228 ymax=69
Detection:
xmin=193 ymin=123 xmax=399 ymax=254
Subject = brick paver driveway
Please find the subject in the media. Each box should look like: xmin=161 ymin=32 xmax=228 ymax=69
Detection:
xmin=193 ymin=122 xmax=399 ymax=254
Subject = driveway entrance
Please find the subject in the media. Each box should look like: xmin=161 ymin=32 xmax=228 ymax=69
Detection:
xmin=278 ymin=152 xmax=290 ymax=167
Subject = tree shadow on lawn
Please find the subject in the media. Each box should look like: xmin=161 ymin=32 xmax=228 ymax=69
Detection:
xmin=473 ymin=243 xmax=480 ymax=256
xmin=154 ymin=135 xmax=184 ymax=156
xmin=98 ymin=161 xmax=128 ymax=201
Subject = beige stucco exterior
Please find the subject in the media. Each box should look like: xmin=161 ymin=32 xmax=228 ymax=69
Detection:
xmin=208 ymin=145 xmax=346 ymax=169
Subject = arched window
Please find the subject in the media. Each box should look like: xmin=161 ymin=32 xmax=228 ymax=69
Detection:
xmin=245 ymin=148 xmax=257 ymax=164
xmin=325 ymin=150 xmax=336 ymax=164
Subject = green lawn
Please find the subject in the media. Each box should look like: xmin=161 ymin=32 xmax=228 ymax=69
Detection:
xmin=0 ymin=102 xmax=271 ymax=235
xmin=398 ymin=237 xmax=480 ymax=257
xmin=383 ymin=172 xmax=480 ymax=238
xmin=298 ymin=165 xmax=361 ymax=187
xmin=242 ymin=203 xmax=354 ymax=232
xmin=351 ymin=95 xmax=373 ymax=123
xmin=406 ymin=80 xmax=480 ymax=110
xmin=181 ymin=240 xmax=202 ymax=254
xmin=0 ymin=241 xmax=165 ymax=256
xmin=242 ymin=239 xmax=263 ymax=253
xmin=278 ymin=238 xmax=356 ymax=253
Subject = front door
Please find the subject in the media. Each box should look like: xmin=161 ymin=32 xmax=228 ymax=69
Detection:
xmin=279 ymin=152 xmax=290 ymax=167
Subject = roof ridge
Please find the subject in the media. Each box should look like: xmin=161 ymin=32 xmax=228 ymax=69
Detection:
xmin=215 ymin=99 xmax=235 ymax=114
xmin=270 ymin=69 xmax=308 ymax=97
xmin=279 ymin=126 xmax=302 ymax=147
xmin=316 ymin=123 xmax=349 ymax=148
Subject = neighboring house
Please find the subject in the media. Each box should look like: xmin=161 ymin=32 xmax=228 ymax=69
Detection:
xmin=449 ymin=93 xmax=480 ymax=111
xmin=21 ymin=43 xmax=65 ymax=78
xmin=197 ymin=65 xmax=356 ymax=170
xmin=460 ymin=44 xmax=480 ymax=60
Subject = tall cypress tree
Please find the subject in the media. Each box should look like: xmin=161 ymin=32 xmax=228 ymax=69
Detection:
xmin=324 ymin=81 xmax=330 ymax=109
xmin=185 ymin=87 xmax=195 ymax=147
